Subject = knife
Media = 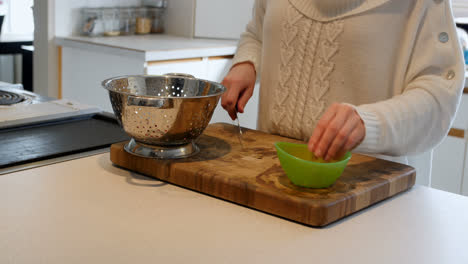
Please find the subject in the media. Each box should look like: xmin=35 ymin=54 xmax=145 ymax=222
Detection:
xmin=235 ymin=106 xmax=244 ymax=149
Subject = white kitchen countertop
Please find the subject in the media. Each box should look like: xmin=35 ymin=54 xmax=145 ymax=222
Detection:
xmin=56 ymin=35 xmax=238 ymax=62
xmin=1 ymin=152 xmax=468 ymax=263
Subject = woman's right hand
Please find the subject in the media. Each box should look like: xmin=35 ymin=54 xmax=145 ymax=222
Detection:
xmin=221 ymin=62 xmax=257 ymax=120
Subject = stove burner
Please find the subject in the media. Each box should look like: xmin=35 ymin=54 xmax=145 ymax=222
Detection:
xmin=0 ymin=90 xmax=26 ymax=105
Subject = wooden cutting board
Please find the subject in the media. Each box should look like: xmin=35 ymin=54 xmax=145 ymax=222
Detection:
xmin=110 ymin=123 xmax=416 ymax=226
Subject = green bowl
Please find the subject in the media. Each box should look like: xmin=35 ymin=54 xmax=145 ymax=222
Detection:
xmin=274 ymin=142 xmax=352 ymax=188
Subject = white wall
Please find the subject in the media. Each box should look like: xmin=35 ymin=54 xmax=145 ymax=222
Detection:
xmin=194 ymin=0 xmax=254 ymax=39
xmin=165 ymin=0 xmax=195 ymax=37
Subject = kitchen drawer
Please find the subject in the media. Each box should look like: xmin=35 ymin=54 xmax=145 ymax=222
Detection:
xmin=452 ymin=94 xmax=468 ymax=129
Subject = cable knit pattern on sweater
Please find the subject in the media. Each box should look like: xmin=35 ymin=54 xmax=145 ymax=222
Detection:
xmin=273 ymin=3 xmax=344 ymax=140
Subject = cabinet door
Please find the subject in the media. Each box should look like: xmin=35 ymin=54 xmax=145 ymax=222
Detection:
xmin=463 ymin=142 xmax=468 ymax=196
xmin=61 ymin=46 xmax=144 ymax=112
xmin=452 ymin=94 xmax=468 ymax=129
xmin=431 ymin=135 xmax=466 ymax=194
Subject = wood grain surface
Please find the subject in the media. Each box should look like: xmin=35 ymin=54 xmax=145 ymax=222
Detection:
xmin=110 ymin=123 xmax=416 ymax=226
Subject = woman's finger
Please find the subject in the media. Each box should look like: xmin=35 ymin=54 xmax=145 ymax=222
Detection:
xmin=221 ymin=81 xmax=241 ymax=120
xmin=236 ymin=84 xmax=254 ymax=113
xmin=334 ymin=148 xmax=348 ymax=161
xmin=343 ymin=122 xmax=366 ymax=151
xmin=333 ymin=124 xmax=365 ymax=160
xmin=324 ymin=113 xmax=360 ymax=161
xmin=313 ymin=106 xmax=352 ymax=158
xmin=308 ymin=104 xmax=339 ymax=152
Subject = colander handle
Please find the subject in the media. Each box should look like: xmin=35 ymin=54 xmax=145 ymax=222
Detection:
xmin=127 ymin=96 xmax=174 ymax=109
xmin=163 ymin=73 xmax=195 ymax=78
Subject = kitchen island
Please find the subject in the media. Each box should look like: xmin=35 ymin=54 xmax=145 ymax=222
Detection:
xmin=1 ymin=152 xmax=467 ymax=263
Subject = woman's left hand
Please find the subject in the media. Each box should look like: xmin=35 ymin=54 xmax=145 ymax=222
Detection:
xmin=308 ymin=103 xmax=366 ymax=161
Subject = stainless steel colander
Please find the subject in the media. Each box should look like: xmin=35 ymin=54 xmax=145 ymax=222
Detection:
xmin=102 ymin=74 xmax=226 ymax=159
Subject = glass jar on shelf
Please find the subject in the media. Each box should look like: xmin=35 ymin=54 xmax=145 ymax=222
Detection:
xmin=148 ymin=7 xmax=166 ymax=34
xmin=119 ymin=7 xmax=135 ymax=35
xmin=102 ymin=7 xmax=120 ymax=36
xmin=81 ymin=8 xmax=104 ymax=36
xmin=135 ymin=7 xmax=152 ymax=34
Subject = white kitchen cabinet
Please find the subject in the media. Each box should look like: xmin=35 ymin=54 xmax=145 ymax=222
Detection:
xmin=452 ymin=94 xmax=468 ymax=129
xmin=463 ymin=148 xmax=468 ymax=196
xmin=431 ymin=136 xmax=466 ymax=194
xmin=431 ymin=94 xmax=468 ymax=196
xmin=61 ymin=46 xmax=144 ymax=112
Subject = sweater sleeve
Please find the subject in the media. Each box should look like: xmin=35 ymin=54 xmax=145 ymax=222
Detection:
xmin=230 ymin=0 xmax=266 ymax=74
xmin=353 ymin=0 xmax=465 ymax=156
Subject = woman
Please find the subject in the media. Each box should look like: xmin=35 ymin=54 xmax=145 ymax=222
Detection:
xmin=221 ymin=0 xmax=465 ymax=185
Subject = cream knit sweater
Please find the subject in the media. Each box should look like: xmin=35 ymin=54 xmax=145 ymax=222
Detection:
xmin=231 ymin=0 xmax=465 ymax=185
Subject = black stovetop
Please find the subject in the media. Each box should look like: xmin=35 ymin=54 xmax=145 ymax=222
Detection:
xmin=0 ymin=84 xmax=129 ymax=171
xmin=0 ymin=113 xmax=129 ymax=169
xmin=0 ymin=84 xmax=52 ymax=105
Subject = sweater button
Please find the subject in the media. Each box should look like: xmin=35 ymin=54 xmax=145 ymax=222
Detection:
xmin=439 ymin=32 xmax=449 ymax=43
xmin=446 ymin=70 xmax=455 ymax=80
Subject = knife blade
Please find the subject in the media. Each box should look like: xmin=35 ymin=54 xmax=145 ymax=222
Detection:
xmin=235 ymin=107 xmax=244 ymax=149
